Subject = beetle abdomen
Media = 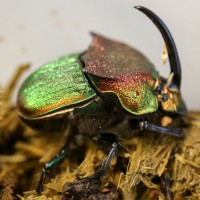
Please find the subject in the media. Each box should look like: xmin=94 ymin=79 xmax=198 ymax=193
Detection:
xmin=17 ymin=54 xmax=96 ymax=118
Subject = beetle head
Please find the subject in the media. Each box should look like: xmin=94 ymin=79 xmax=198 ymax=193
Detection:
xmin=154 ymin=74 xmax=186 ymax=114
xmin=135 ymin=6 xmax=186 ymax=114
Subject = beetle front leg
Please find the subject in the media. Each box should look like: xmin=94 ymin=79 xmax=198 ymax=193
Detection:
xmin=37 ymin=138 xmax=72 ymax=194
xmin=139 ymin=121 xmax=184 ymax=138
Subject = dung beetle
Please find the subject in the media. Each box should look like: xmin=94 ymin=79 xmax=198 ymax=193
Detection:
xmin=17 ymin=6 xmax=186 ymax=194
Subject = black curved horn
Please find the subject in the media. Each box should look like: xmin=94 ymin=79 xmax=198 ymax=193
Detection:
xmin=135 ymin=6 xmax=181 ymax=89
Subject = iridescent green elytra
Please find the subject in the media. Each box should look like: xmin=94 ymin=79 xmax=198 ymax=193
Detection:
xmin=17 ymin=54 xmax=96 ymax=118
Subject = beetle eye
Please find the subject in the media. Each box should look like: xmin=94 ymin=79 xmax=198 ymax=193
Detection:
xmin=154 ymin=85 xmax=162 ymax=95
xmin=161 ymin=93 xmax=168 ymax=101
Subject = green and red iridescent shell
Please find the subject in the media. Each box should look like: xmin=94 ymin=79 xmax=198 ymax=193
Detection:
xmin=81 ymin=34 xmax=159 ymax=115
xmin=17 ymin=54 xmax=96 ymax=118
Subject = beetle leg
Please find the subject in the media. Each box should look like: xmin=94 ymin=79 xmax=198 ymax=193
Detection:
xmin=97 ymin=142 xmax=118 ymax=176
xmin=161 ymin=172 xmax=173 ymax=200
xmin=36 ymin=138 xmax=72 ymax=194
xmin=139 ymin=121 xmax=184 ymax=138
xmin=90 ymin=142 xmax=119 ymax=179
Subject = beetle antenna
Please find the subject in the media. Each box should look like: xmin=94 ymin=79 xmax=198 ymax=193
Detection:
xmin=134 ymin=6 xmax=181 ymax=90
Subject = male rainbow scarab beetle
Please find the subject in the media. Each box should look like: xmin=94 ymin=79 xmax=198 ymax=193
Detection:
xmin=17 ymin=6 xmax=186 ymax=194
